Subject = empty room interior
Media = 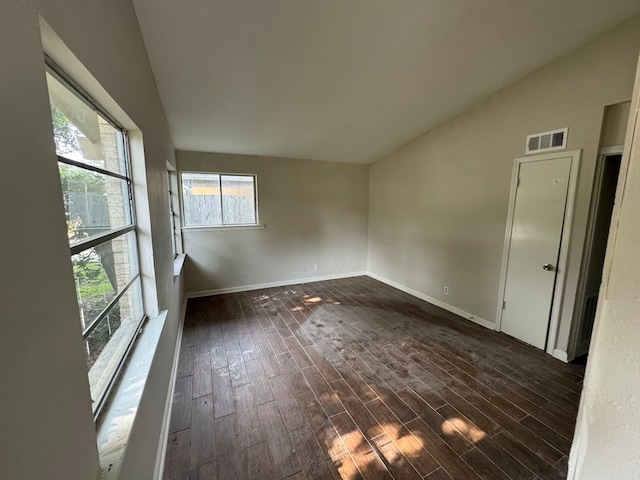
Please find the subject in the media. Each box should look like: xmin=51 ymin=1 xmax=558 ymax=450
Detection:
xmin=4 ymin=1 xmax=640 ymax=479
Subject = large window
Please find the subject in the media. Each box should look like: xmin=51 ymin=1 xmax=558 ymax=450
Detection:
xmin=181 ymin=172 xmax=258 ymax=226
xmin=46 ymin=64 xmax=144 ymax=416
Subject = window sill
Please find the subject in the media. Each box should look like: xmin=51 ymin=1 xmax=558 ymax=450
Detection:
xmin=173 ymin=253 xmax=186 ymax=277
xmin=181 ymin=224 xmax=265 ymax=232
xmin=96 ymin=311 xmax=167 ymax=480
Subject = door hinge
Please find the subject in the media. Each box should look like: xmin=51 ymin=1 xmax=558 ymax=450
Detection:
xmin=502 ymin=300 xmax=506 ymax=310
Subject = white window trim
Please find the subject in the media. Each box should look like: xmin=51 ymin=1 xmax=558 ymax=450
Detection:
xmin=173 ymin=253 xmax=186 ymax=277
xmin=182 ymin=224 xmax=265 ymax=232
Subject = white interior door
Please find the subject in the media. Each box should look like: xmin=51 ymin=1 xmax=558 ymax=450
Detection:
xmin=501 ymin=157 xmax=572 ymax=349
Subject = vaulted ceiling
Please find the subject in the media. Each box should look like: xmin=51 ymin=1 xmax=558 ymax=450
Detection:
xmin=132 ymin=0 xmax=640 ymax=164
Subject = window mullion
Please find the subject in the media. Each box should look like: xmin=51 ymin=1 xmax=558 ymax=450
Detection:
xmin=57 ymin=156 xmax=129 ymax=182
xmin=219 ymin=174 xmax=225 ymax=225
xmin=81 ymin=274 xmax=140 ymax=340
xmin=70 ymin=225 xmax=135 ymax=256
xmin=253 ymin=175 xmax=258 ymax=224
xmin=121 ymin=132 xmax=137 ymax=227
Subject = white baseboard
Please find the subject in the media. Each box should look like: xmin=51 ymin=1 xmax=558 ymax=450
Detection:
xmin=366 ymin=272 xmax=496 ymax=331
xmin=187 ymin=271 xmax=368 ymax=298
xmin=186 ymin=270 xmax=495 ymax=331
xmin=553 ymin=348 xmax=569 ymax=363
xmin=153 ymin=296 xmax=188 ymax=480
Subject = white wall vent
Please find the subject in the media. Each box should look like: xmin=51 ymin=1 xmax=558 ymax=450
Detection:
xmin=525 ymin=128 xmax=568 ymax=154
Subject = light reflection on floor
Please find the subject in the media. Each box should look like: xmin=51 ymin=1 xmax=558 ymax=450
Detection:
xmin=441 ymin=417 xmax=487 ymax=443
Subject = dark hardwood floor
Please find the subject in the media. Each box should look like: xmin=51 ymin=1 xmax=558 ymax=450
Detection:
xmin=163 ymin=276 xmax=585 ymax=480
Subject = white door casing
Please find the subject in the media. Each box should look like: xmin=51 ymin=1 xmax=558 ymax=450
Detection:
xmin=496 ymin=150 xmax=581 ymax=355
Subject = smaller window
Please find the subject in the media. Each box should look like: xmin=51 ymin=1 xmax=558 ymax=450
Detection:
xmin=181 ymin=172 xmax=258 ymax=227
xmin=167 ymin=169 xmax=181 ymax=255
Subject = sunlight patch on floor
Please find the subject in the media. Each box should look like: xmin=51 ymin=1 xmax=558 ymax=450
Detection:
xmin=329 ymin=421 xmax=426 ymax=479
xmin=441 ymin=416 xmax=486 ymax=443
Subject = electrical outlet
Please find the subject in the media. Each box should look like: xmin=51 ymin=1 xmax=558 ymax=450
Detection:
xmin=313 ymin=264 xmax=319 ymax=271
xmin=444 ymin=286 xmax=449 ymax=295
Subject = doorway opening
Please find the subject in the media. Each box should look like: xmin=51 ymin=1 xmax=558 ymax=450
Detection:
xmin=572 ymin=150 xmax=622 ymax=359
xmin=569 ymin=101 xmax=631 ymax=361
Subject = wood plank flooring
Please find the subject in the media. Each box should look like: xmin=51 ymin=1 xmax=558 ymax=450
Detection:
xmin=164 ymin=276 xmax=585 ymax=480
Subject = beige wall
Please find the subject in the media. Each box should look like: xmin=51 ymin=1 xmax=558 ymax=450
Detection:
xmin=569 ymin=54 xmax=640 ymax=480
xmin=368 ymin=16 xmax=640 ymax=356
xmin=1 ymin=3 xmax=636 ymax=477
xmin=601 ymin=101 xmax=631 ymax=148
xmin=581 ymin=102 xmax=630 ymax=297
xmin=178 ymin=151 xmax=369 ymax=294
xmin=0 ymin=0 xmax=183 ymax=479
xmin=0 ymin=2 xmax=99 ymax=478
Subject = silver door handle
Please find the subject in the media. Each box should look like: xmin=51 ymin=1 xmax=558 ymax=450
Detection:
xmin=543 ymin=263 xmax=555 ymax=271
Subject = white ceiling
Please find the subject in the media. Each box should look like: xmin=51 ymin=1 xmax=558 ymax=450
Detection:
xmin=132 ymin=0 xmax=640 ymax=164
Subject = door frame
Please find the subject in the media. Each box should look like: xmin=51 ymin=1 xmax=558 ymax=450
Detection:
xmin=496 ymin=149 xmax=582 ymax=357
xmin=567 ymin=145 xmax=624 ymax=360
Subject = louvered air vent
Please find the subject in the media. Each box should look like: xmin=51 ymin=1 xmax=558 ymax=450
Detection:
xmin=525 ymin=128 xmax=568 ymax=154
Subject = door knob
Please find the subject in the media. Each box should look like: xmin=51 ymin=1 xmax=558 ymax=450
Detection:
xmin=543 ymin=263 xmax=555 ymax=271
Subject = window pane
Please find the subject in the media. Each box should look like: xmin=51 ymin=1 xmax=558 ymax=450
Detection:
xmin=60 ymin=162 xmax=132 ymax=245
xmin=221 ymin=175 xmax=256 ymax=224
xmin=86 ymin=278 xmax=143 ymax=405
xmin=168 ymin=172 xmax=175 ymax=255
xmin=182 ymin=173 xmax=222 ymax=226
xmin=72 ymin=231 xmax=139 ymax=328
xmin=46 ymin=72 xmax=126 ymax=176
